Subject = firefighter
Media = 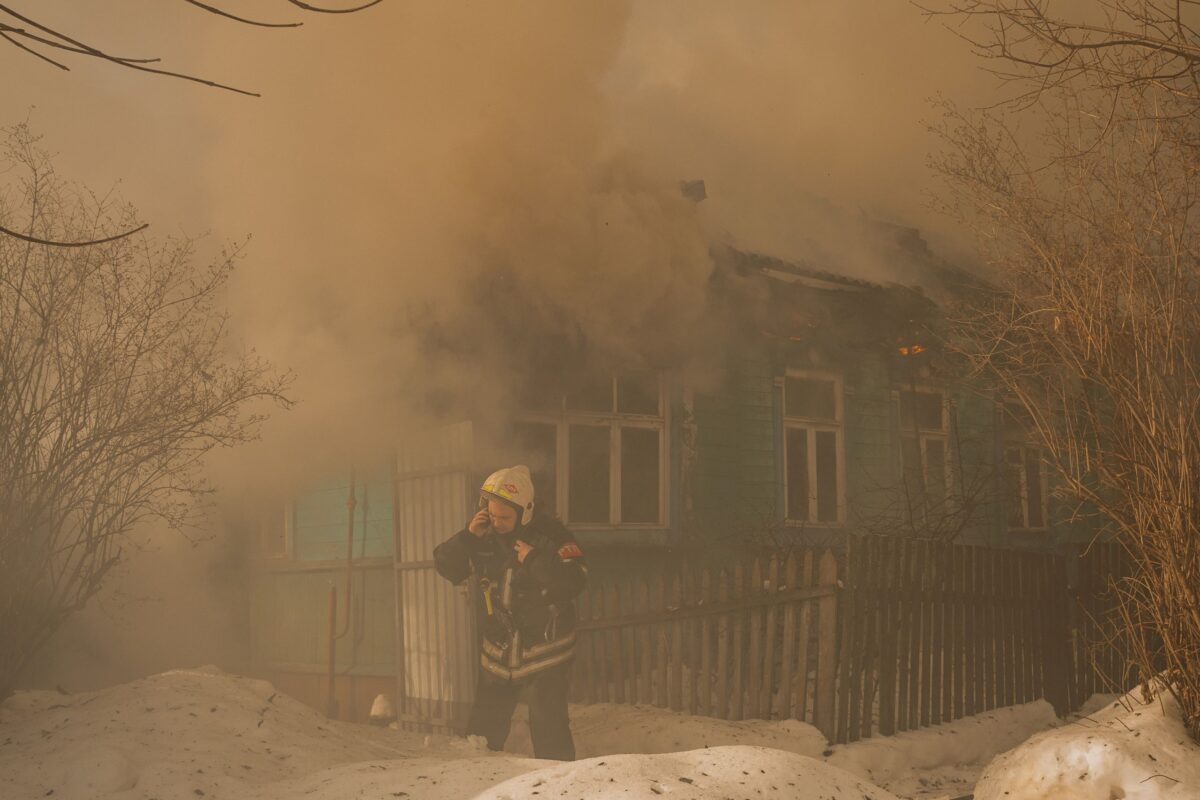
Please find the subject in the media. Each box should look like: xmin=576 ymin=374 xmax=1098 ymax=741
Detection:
xmin=433 ymin=465 xmax=587 ymax=760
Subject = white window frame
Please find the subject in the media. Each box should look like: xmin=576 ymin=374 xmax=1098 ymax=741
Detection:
xmin=518 ymin=372 xmax=668 ymax=529
xmin=781 ymin=369 xmax=846 ymax=525
xmin=260 ymin=503 xmax=293 ymax=559
xmin=1000 ymin=403 xmax=1050 ymax=532
xmin=894 ymin=386 xmax=954 ymax=517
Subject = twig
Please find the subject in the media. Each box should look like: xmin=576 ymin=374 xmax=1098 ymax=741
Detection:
xmin=181 ymin=1 xmax=302 ymax=28
xmin=0 ymin=222 xmax=149 ymax=248
xmin=286 ymin=0 xmax=384 ymax=12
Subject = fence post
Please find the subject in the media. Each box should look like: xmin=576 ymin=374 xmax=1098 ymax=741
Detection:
xmin=814 ymin=548 xmax=839 ymax=741
xmin=1041 ymin=553 xmax=1073 ymax=716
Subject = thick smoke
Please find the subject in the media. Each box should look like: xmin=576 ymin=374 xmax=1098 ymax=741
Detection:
xmin=0 ymin=1 xmax=1004 ymax=689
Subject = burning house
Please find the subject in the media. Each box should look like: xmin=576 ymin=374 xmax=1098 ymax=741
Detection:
xmin=244 ymin=232 xmax=1096 ymax=730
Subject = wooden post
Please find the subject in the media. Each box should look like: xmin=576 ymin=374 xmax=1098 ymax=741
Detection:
xmin=1040 ymin=554 xmax=1072 ymax=716
xmin=1029 ymin=553 xmax=1044 ymax=703
xmin=637 ymin=575 xmax=653 ymax=705
xmin=878 ymin=537 xmax=898 ymax=736
xmin=859 ymin=536 xmax=879 ymax=740
xmin=952 ymin=543 xmax=965 ymax=720
xmin=778 ymin=553 xmax=800 ymax=720
xmin=931 ymin=542 xmax=950 ymax=724
xmin=838 ymin=538 xmax=860 ymax=743
xmin=683 ymin=568 xmax=697 ymax=715
xmin=762 ymin=556 xmax=780 ymax=720
xmin=814 ymin=548 xmax=839 ymax=742
xmin=699 ymin=568 xmax=713 ymax=717
xmin=655 ymin=573 xmax=668 ymax=708
xmin=921 ymin=542 xmax=931 ymax=729
xmin=716 ymin=568 xmax=731 ymax=719
xmin=731 ymin=565 xmax=746 ymax=720
xmin=896 ymin=538 xmax=912 ymax=731
xmin=796 ymin=550 xmax=815 ymax=723
xmin=593 ymin=583 xmax=610 ymax=703
xmin=670 ymin=572 xmax=684 ymax=712
xmin=748 ymin=558 xmax=765 ymax=719
xmin=610 ymin=581 xmax=626 ymax=704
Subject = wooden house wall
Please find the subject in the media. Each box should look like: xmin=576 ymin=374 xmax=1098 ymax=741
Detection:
xmin=250 ymin=472 xmax=398 ymax=722
xmin=842 ymin=352 xmax=896 ymax=533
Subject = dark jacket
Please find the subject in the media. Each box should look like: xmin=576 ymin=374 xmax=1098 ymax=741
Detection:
xmin=433 ymin=513 xmax=587 ymax=682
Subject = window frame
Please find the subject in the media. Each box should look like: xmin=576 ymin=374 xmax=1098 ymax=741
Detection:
xmin=517 ymin=372 xmax=669 ymax=529
xmin=259 ymin=503 xmax=294 ymax=560
xmin=894 ymin=385 xmax=955 ymax=519
xmin=1000 ymin=402 xmax=1050 ymax=532
xmin=781 ymin=369 xmax=846 ymax=526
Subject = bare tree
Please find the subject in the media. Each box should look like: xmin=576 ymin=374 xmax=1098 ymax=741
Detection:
xmin=0 ymin=124 xmax=291 ymax=699
xmin=927 ymin=1 xmax=1200 ymax=108
xmin=931 ymin=0 xmax=1200 ymax=733
xmin=0 ymin=1 xmax=383 ymax=97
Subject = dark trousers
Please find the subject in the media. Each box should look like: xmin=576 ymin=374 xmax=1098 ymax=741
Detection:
xmin=466 ymin=663 xmax=575 ymax=761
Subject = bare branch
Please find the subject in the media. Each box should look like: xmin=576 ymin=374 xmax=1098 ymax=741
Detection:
xmin=286 ymin=0 xmax=384 ymax=13
xmin=0 ymin=221 xmax=149 ymax=248
xmin=181 ymin=0 xmax=302 ymax=28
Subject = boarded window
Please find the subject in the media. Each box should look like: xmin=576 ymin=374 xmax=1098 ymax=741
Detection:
xmin=569 ymin=425 xmax=610 ymax=523
xmin=786 ymin=427 xmax=809 ymax=521
xmin=620 ymin=427 xmax=659 ymax=523
xmin=785 ymin=377 xmax=837 ymax=421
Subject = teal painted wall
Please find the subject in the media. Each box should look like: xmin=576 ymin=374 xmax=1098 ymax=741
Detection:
xmin=293 ymin=473 xmax=394 ymax=561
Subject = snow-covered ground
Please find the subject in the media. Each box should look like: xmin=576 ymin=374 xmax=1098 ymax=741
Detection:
xmin=975 ymin=681 xmax=1200 ymax=799
xmin=1 ymin=666 xmax=1190 ymax=800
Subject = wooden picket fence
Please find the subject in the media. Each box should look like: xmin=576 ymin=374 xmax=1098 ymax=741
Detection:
xmin=1068 ymin=541 xmax=1134 ymax=710
xmin=570 ymin=535 xmax=1131 ymax=745
xmin=571 ymin=548 xmax=843 ymax=739
xmin=834 ymin=535 xmax=1073 ymax=744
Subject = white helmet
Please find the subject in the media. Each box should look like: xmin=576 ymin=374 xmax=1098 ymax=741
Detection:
xmin=480 ymin=465 xmax=535 ymax=526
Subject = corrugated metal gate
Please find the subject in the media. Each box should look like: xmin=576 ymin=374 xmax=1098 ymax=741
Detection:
xmin=393 ymin=421 xmax=478 ymax=733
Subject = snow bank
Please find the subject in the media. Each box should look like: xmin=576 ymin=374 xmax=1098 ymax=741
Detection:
xmin=975 ymin=682 xmax=1200 ymax=800
xmin=826 ymin=700 xmax=1058 ymax=798
xmin=500 ymin=697 xmax=1058 ymax=798
xmin=473 ymin=744 xmax=902 ymax=800
xmin=0 ymin=665 xmax=532 ymax=800
xmin=505 ymin=702 xmax=828 ymax=759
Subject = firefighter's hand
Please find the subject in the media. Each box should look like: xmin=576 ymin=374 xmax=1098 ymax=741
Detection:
xmin=514 ymin=539 xmax=533 ymax=563
xmin=468 ymin=510 xmax=491 ymax=536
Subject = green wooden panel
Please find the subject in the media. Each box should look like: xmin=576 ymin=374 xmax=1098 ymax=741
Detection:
xmin=293 ymin=472 xmax=394 ymax=561
xmin=252 ymin=565 xmax=395 ymax=674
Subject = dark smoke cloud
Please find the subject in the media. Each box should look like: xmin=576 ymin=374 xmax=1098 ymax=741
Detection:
xmin=0 ymin=1 xmax=1004 ymax=688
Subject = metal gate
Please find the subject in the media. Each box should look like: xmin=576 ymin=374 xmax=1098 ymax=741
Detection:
xmin=393 ymin=421 xmax=478 ymax=733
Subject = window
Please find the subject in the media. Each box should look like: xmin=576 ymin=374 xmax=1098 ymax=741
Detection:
xmin=783 ymin=372 xmax=843 ymax=524
xmin=1001 ymin=403 xmax=1048 ymax=530
xmin=259 ymin=505 xmax=291 ymax=559
xmin=896 ymin=388 xmax=952 ymax=519
xmin=513 ymin=371 xmax=666 ymax=527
